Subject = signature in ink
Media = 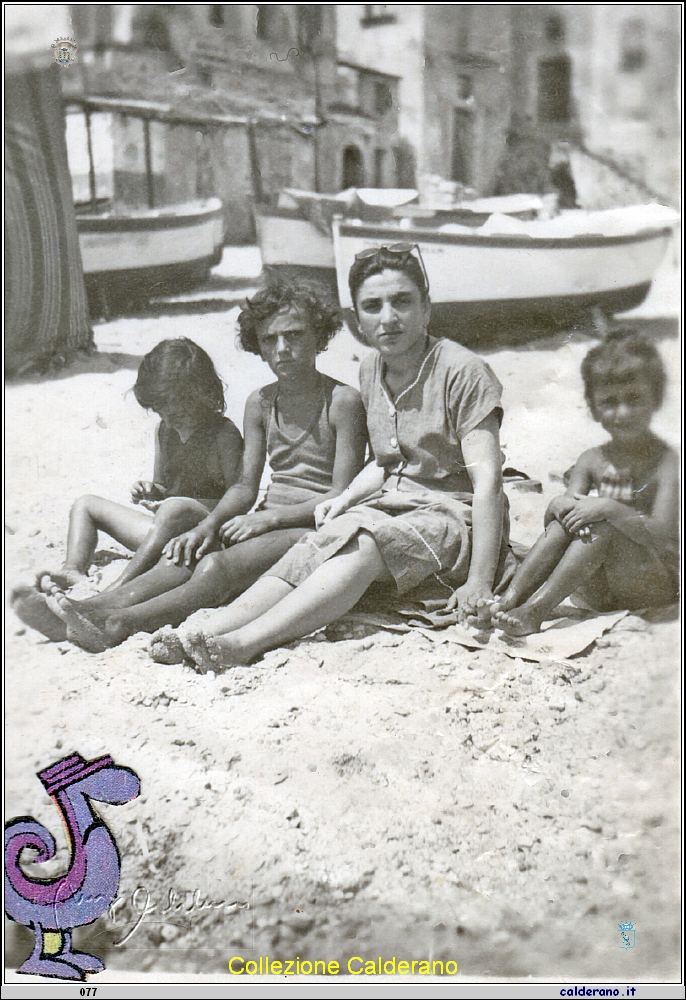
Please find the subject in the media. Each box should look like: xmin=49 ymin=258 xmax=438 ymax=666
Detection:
xmin=107 ymin=886 xmax=251 ymax=945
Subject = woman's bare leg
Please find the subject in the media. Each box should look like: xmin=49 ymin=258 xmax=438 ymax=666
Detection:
xmin=497 ymin=522 xmax=676 ymax=636
xmin=492 ymin=519 xmax=572 ymax=621
xmin=38 ymin=495 xmax=152 ymax=592
xmin=197 ymin=531 xmax=392 ymax=666
xmin=102 ymin=498 xmax=210 ymax=592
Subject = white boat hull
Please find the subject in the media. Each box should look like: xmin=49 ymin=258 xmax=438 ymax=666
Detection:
xmin=77 ymin=199 xmax=224 ymax=277
xmin=333 ymin=219 xmax=673 ymax=311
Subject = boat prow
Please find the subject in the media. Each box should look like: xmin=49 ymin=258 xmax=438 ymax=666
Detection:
xmin=77 ymin=198 xmax=225 ymax=310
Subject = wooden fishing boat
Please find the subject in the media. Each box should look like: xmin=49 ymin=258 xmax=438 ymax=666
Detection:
xmin=77 ymin=198 xmax=225 ymax=307
xmin=333 ymin=204 xmax=679 ymax=339
xmin=255 ymin=188 xmax=418 ymax=295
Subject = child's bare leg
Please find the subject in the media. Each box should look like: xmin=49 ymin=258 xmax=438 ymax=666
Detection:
xmin=102 ymin=498 xmax=209 ymax=591
xmin=72 ymin=558 xmax=193 ymax=611
xmin=497 ymin=522 xmax=674 ymax=636
xmin=38 ymin=496 xmax=152 ymax=592
xmin=61 ymin=528 xmax=308 ymax=650
xmin=196 ymin=531 xmax=392 ymax=667
xmin=492 ymin=520 xmax=572 ymax=622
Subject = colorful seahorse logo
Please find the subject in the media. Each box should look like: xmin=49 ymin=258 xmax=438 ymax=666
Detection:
xmin=5 ymin=752 xmax=140 ymax=981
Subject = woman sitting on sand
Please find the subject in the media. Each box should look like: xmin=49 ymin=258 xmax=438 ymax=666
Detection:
xmin=13 ymin=338 xmax=243 ymax=639
xmin=41 ymin=283 xmax=368 ymax=652
xmin=491 ymin=329 xmax=679 ymax=635
xmin=157 ymin=243 xmax=516 ymax=672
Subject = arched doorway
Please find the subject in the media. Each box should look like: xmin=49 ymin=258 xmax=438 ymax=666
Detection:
xmin=341 ymin=145 xmax=364 ymax=189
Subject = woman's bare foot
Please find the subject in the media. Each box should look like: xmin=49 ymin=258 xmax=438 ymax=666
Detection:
xmin=57 ymin=599 xmax=130 ymax=653
xmin=36 ymin=569 xmax=88 ymax=595
xmin=149 ymin=627 xmax=185 ymax=664
xmin=11 ymin=586 xmax=68 ymax=641
xmin=492 ymin=603 xmax=546 ymax=637
xmin=181 ymin=631 xmax=251 ymax=674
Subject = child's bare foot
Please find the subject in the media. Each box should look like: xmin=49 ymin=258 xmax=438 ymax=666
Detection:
xmin=489 ymin=588 xmax=522 ymax=624
xmin=11 ymin=586 xmax=68 ymax=641
xmin=181 ymin=631 xmax=251 ymax=674
xmin=37 ymin=569 xmax=87 ymax=595
xmin=57 ymin=599 xmax=130 ymax=652
xmin=149 ymin=627 xmax=185 ymax=664
xmin=493 ymin=603 xmax=545 ymax=637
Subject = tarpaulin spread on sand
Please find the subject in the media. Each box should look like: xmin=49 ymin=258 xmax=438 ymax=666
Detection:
xmin=5 ymin=66 xmax=93 ymax=375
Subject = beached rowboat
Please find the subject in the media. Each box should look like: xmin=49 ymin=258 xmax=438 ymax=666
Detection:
xmin=333 ymin=204 xmax=679 ymax=339
xmin=77 ymin=198 xmax=225 ymax=306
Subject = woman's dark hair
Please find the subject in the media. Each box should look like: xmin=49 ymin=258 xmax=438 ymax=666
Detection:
xmin=133 ymin=338 xmax=225 ymax=417
xmin=237 ymin=281 xmax=341 ymax=356
xmin=581 ymin=328 xmax=666 ymax=414
xmin=348 ymin=247 xmax=429 ymax=309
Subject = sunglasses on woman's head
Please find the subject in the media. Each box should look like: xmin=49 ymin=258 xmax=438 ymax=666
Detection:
xmin=354 ymin=243 xmax=430 ymax=295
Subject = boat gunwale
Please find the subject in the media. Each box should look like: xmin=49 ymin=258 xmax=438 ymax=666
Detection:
xmin=76 ymin=205 xmax=224 ymax=234
xmin=255 ymin=206 xmax=317 ymax=222
xmin=336 ymin=221 xmax=675 ymax=250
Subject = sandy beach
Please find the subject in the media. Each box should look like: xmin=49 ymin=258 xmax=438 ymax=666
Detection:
xmin=5 ymin=247 xmax=680 ymax=980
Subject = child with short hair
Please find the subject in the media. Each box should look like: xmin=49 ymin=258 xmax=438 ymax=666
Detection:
xmin=492 ymin=329 xmax=678 ymax=635
xmin=13 ymin=338 xmax=243 ymax=637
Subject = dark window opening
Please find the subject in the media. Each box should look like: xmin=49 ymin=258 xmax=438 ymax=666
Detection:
xmin=538 ymin=55 xmax=571 ymax=123
xmin=297 ymin=5 xmax=322 ymax=52
xmin=209 ymin=6 xmax=224 ymax=27
xmin=545 ymin=14 xmax=565 ymax=44
xmin=620 ymin=19 xmax=647 ymax=73
xmin=457 ymin=6 xmax=472 ymax=57
xmin=361 ymin=5 xmax=397 ymax=27
xmin=457 ymin=75 xmax=472 ymax=100
xmin=451 ymin=109 xmax=473 ymax=184
xmin=142 ymin=13 xmax=171 ymax=52
xmin=374 ymin=81 xmax=393 ymax=115
xmin=342 ymin=146 xmax=365 ymax=189
xmin=256 ymin=6 xmax=287 ymax=44
xmin=393 ymin=141 xmax=416 ymax=188
xmin=374 ymin=149 xmax=386 ymax=187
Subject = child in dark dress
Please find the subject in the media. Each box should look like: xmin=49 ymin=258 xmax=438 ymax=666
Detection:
xmin=13 ymin=339 xmax=242 ymax=637
xmin=492 ymin=330 xmax=678 ymax=635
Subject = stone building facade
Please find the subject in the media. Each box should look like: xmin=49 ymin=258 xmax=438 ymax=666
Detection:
xmin=336 ymin=4 xmax=680 ymax=203
xmin=63 ymin=4 xmax=401 ymax=243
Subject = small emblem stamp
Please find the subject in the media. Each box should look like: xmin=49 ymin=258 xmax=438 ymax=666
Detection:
xmin=618 ymin=920 xmax=636 ymax=949
xmin=51 ymin=37 xmax=78 ymax=68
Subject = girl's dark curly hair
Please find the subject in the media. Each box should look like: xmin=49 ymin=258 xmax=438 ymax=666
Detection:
xmin=581 ymin=327 xmax=666 ymax=416
xmin=237 ymin=281 xmax=342 ymax=356
xmin=133 ymin=338 xmax=225 ymax=418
